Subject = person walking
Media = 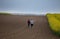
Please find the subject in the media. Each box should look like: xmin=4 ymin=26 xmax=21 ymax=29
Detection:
xmin=30 ymin=19 xmax=34 ymax=28
xmin=27 ymin=19 xmax=30 ymax=27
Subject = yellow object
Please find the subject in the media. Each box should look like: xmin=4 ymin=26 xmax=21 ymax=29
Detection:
xmin=46 ymin=14 xmax=60 ymax=32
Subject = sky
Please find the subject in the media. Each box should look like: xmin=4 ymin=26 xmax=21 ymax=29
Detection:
xmin=0 ymin=0 xmax=60 ymax=15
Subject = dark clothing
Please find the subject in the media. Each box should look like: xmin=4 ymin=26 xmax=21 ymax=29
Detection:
xmin=28 ymin=20 xmax=30 ymax=27
xmin=31 ymin=24 xmax=33 ymax=28
xmin=28 ymin=20 xmax=30 ymax=24
xmin=28 ymin=23 xmax=30 ymax=27
xmin=27 ymin=19 xmax=34 ymax=28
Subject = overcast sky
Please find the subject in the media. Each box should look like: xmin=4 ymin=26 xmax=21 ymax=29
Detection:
xmin=0 ymin=0 xmax=60 ymax=15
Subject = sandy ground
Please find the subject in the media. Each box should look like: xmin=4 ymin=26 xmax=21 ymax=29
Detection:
xmin=0 ymin=15 xmax=60 ymax=39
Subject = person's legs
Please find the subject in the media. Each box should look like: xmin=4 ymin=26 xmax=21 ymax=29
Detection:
xmin=31 ymin=24 xmax=33 ymax=28
xmin=28 ymin=23 xmax=30 ymax=27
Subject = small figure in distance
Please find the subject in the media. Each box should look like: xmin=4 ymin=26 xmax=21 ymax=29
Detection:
xmin=30 ymin=19 xmax=34 ymax=28
xmin=27 ymin=19 xmax=30 ymax=27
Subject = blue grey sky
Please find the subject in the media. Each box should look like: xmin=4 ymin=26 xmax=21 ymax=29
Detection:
xmin=0 ymin=0 xmax=60 ymax=15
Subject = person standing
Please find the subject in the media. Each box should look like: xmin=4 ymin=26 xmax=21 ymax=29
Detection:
xmin=30 ymin=19 xmax=34 ymax=28
xmin=27 ymin=19 xmax=30 ymax=27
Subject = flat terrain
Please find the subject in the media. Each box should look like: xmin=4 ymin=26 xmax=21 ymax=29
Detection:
xmin=0 ymin=15 xmax=60 ymax=39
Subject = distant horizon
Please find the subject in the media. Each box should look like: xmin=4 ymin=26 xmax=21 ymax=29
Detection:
xmin=0 ymin=0 xmax=60 ymax=15
xmin=0 ymin=11 xmax=60 ymax=15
